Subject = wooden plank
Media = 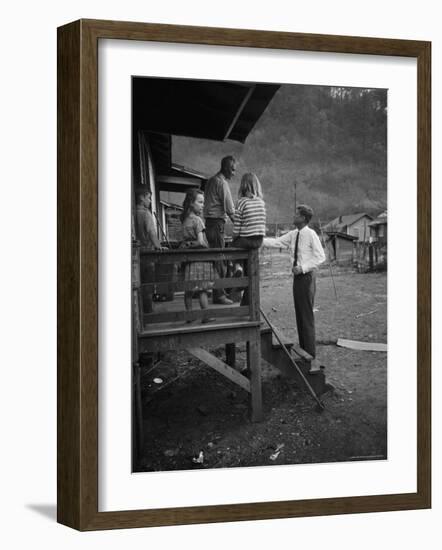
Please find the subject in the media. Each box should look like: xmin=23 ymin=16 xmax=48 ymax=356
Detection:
xmin=140 ymin=320 xmax=260 ymax=338
xmin=144 ymin=306 xmax=249 ymax=324
xmin=150 ymin=252 xmax=248 ymax=264
xmin=247 ymin=334 xmax=263 ymax=422
xmin=57 ymin=20 xmax=82 ymax=530
xmin=291 ymin=343 xmax=313 ymax=361
xmin=142 ymin=277 xmax=248 ymax=293
xmin=187 ymin=347 xmax=250 ymax=393
xmin=81 ymin=19 xmax=428 ymax=59
xmin=264 ymin=325 xmax=313 ymax=361
xmin=132 ymin=362 xmax=144 ymax=464
xmin=140 ymin=249 xmax=248 ymax=264
xmin=142 ymin=247 xmax=246 ymax=254
xmin=138 ymin=325 xmax=258 ymax=353
xmin=337 ymin=338 xmax=387 ymax=352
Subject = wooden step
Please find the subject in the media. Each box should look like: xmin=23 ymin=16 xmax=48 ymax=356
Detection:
xmin=291 ymin=343 xmax=313 ymax=362
xmin=271 ymin=333 xmax=293 ymax=349
xmin=261 ymin=326 xmax=313 ymax=361
xmin=260 ymin=326 xmax=329 ymax=396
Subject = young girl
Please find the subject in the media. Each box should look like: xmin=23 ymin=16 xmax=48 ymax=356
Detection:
xmin=180 ymin=189 xmax=216 ymax=323
xmin=231 ymin=173 xmax=266 ymax=304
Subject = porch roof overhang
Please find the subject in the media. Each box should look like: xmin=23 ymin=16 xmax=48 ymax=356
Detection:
xmin=133 ymin=77 xmax=280 ymax=144
xmin=157 ymin=163 xmax=208 ymax=193
xmin=157 ymin=175 xmax=202 ymax=193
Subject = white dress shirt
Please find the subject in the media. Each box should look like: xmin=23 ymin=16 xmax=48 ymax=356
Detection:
xmin=263 ymin=225 xmax=325 ymax=273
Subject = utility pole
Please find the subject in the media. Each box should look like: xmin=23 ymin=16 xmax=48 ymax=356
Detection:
xmin=293 ymin=181 xmax=297 ymax=212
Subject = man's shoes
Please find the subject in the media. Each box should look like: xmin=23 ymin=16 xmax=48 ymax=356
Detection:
xmin=213 ymin=296 xmax=233 ymax=305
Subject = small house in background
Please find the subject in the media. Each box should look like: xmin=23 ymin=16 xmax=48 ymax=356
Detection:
xmin=368 ymin=210 xmax=387 ymax=267
xmin=323 ymin=213 xmax=373 ymax=242
xmin=369 ymin=210 xmax=388 ymax=244
xmin=323 ymin=232 xmax=358 ymax=264
xmin=323 ymin=210 xmax=388 ymax=269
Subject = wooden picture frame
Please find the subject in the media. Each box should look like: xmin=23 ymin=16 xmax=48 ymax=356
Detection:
xmin=57 ymin=19 xmax=431 ymax=530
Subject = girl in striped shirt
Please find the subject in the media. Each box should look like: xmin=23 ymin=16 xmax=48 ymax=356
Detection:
xmin=231 ymin=173 xmax=266 ymax=304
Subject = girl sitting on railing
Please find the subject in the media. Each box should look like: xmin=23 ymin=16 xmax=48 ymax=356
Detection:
xmin=180 ymin=189 xmax=216 ymax=324
xmin=231 ymin=173 xmax=266 ymax=305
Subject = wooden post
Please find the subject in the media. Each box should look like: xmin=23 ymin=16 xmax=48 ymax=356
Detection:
xmin=248 ymin=248 xmax=263 ymax=421
xmin=248 ymin=248 xmax=260 ymax=321
xmin=132 ymin=361 xmax=144 ymax=467
xmin=248 ymin=336 xmax=262 ymax=422
xmin=187 ymin=347 xmax=251 ymax=393
xmin=132 ymin=244 xmax=144 ymax=464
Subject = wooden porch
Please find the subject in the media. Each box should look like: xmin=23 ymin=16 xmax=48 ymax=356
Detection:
xmin=132 ymin=247 xmax=263 ymax=459
xmin=132 ymin=246 xmax=329 ymax=460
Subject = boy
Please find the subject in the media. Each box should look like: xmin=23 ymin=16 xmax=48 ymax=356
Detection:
xmin=134 ymin=189 xmax=162 ymax=313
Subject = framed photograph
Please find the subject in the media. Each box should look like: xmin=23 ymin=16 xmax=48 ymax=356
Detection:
xmin=57 ymin=19 xmax=431 ymax=530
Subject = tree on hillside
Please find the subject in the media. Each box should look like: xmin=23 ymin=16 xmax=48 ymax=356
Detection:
xmin=173 ymin=83 xmax=387 ymax=223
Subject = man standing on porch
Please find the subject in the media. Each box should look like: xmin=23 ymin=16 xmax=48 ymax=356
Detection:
xmin=263 ymin=204 xmax=325 ymax=359
xmin=203 ymin=155 xmax=237 ymax=305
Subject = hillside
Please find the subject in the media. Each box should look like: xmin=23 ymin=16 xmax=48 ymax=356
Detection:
xmin=172 ymin=83 xmax=387 ymax=224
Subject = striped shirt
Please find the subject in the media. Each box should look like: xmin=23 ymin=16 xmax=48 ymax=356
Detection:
xmin=233 ymin=196 xmax=266 ymax=237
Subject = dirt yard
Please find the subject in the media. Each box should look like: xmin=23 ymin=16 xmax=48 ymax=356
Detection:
xmin=136 ymin=250 xmax=387 ymax=472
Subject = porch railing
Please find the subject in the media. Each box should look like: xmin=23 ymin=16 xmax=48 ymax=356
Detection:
xmin=133 ymin=246 xmax=261 ymax=331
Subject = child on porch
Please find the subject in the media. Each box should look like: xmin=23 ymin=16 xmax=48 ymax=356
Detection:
xmin=180 ymin=189 xmax=216 ymax=323
xmin=231 ymin=173 xmax=266 ymax=305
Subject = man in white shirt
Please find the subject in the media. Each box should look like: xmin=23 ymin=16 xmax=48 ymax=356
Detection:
xmin=263 ymin=204 xmax=325 ymax=359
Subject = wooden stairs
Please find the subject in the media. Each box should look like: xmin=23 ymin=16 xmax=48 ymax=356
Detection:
xmin=260 ymin=327 xmax=331 ymax=396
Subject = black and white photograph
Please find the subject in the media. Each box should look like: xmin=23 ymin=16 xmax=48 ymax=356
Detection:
xmin=131 ymin=76 xmax=388 ymax=473
xmin=3 ymin=0 xmax=437 ymax=543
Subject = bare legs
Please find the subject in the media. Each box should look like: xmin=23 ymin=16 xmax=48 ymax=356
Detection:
xmin=199 ymin=291 xmax=208 ymax=310
xmin=184 ymin=291 xmax=213 ymax=323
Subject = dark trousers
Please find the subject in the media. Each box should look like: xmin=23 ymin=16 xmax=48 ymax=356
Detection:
xmin=292 ymin=272 xmax=317 ymax=358
xmin=205 ymin=218 xmax=227 ymax=301
xmin=231 ymin=236 xmax=263 ymax=306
